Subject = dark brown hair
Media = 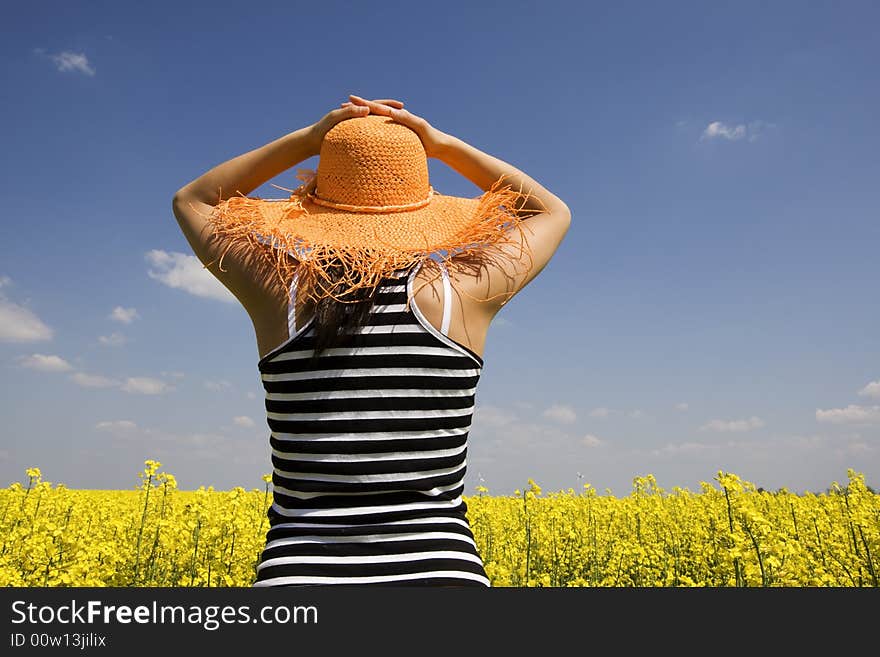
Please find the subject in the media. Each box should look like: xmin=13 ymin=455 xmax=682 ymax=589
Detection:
xmin=307 ymin=257 xmax=382 ymax=362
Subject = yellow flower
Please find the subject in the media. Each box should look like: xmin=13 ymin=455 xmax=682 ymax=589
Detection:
xmin=2 ymin=465 xmax=873 ymax=588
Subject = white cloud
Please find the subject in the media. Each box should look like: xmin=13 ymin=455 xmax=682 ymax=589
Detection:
xmin=95 ymin=420 xmax=160 ymax=442
xmin=746 ymin=120 xmax=776 ymax=142
xmin=647 ymin=434 xmax=827 ymax=459
xmin=816 ymin=404 xmax=880 ymax=425
xmin=653 ymin=441 xmax=720 ymax=455
xmin=34 ymin=48 xmax=95 ymax=76
xmin=847 ymin=441 xmax=872 ymax=453
xmin=701 ymin=121 xmax=746 ymax=141
xmin=858 ymin=381 xmax=880 ymax=400
xmin=185 ymin=433 xmax=222 ymax=447
xmin=71 ymin=372 xmax=118 ymax=388
xmin=95 ymin=420 xmax=138 ymax=433
xmin=94 ymin=420 xmax=145 ymax=446
xmin=586 ymin=407 xmax=642 ymax=418
xmin=0 ymin=276 xmax=12 ymax=288
xmin=109 ymin=306 xmax=139 ymax=324
xmin=121 ymin=377 xmax=172 ymax=395
xmin=146 ymin=250 xmax=235 ymax=303
xmin=93 ymin=420 xmax=251 ymax=461
xmin=48 ymin=50 xmax=96 ymax=76
xmin=581 ymin=434 xmax=603 ymax=448
xmin=675 ymin=402 xmax=689 ymax=412
xmin=472 ymin=403 xmax=575 ymax=452
xmin=543 ymin=404 xmax=577 ymax=424
xmin=233 ymin=416 xmax=255 ymax=428
xmin=699 ymin=416 xmax=765 ymax=432
xmin=700 ymin=120 xmax=775 ymax=143
xmin=16 ymin=353 xmax=177 ymax=393
xmin=246 ymin=391 xmax=257 ymax=400
xmin=785 ymin=433 xmax=828 ymax=449
xmin=0 ymin=296 xmax=53 ymax=342
xmin=17 ymin=353 xmax=74 ymax=372
xmin=205 ymin=379 xmax=233 ymax=391
xmin=98 ymin=332 xmax=127 ymax=346
xmin=473 ymin=404 xmax=516 ymax=428
xmin=162 ymin=371 xmax=186 ymax=379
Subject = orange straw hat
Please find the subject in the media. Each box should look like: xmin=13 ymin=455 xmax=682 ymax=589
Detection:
xmin=191 ymin=114 xmax=541 ymax=305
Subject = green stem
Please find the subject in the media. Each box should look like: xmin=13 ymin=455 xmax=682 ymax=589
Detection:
xmin=741 ymin=516 xmax=767 ymax=586
xmin=133 ymin=472 xmax=153 ymax=585
xmin=856 ymin=525 xmax=878 ymax=587
xmin=722 ymin=484 xmax=743 ymax=587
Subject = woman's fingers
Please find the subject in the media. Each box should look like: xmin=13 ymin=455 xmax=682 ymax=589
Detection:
xmin=336 ymin=97 xmax=438 ymax=156
xmin=350 ymin=94 xmax=403 ymax=107
xmin=349 ymin=96 xmax=387 ymax=114
xmin=348 ymin=95 xmax=405 ymax=114
xmin=366 ymin=98 xmax=404 ymax=108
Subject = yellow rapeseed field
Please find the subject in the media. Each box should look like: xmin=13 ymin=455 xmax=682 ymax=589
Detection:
xmin=1 ymin=461 xmax=877 ymax=587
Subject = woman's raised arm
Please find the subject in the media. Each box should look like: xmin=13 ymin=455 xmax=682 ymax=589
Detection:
xmin=349 ymin=96 xmax=571 ymax=313
xmin=170 ymin=126 xmax=319 ymax=311
xmin=170 ymin=101 xmax=386 ymax=311
xmin=435 ymin=134 xmax=571 ymax=312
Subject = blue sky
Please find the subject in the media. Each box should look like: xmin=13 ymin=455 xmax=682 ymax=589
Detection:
xmin=1 ymin=0 xmax=877 ymax=496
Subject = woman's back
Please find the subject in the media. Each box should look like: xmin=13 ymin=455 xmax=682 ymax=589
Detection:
xmin=172 ymin=98 xmax=571 ymax=587
xmin=252 ymin=258 xmax=491 ymax=587
xmin=253 ymin=253 xmax=495 ymax=365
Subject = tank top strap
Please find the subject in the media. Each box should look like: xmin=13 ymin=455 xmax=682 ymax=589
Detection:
xmin=437 ymin=260 xmax=452 ymax=337
xmin=406 ymin=257 xmax=452 ymax=338
xmin=285 ymin=260 xmax=453 ymax=340
xmin=286 ymin=271 xmax=300 ymax=338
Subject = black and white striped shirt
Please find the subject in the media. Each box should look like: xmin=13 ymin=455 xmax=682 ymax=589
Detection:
xmin=252 ymin=258 xmax=491 ymax=587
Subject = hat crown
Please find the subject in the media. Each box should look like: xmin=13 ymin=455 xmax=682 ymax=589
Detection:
xmin=316 ymin=115 xmax=430 ymax=209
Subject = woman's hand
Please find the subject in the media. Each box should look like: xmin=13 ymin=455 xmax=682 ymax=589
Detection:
xmin=345 ymin=94 xmax=450 ymax=159
xmin=305 ymin=95 xmax=404 ymax=157
xmin=339 ymin=94 xmax=404 ymax=115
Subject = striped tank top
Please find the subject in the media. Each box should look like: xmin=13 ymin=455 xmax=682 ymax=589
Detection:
xmin=252 ymin=257 xmax=491 ymax=587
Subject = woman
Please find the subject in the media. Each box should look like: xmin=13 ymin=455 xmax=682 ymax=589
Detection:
xmin=171 ymin=95 xmax=571 ymax=586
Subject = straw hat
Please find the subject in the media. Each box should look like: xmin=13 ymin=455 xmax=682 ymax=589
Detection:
xmin=190 ymin=114 xmax=540 ymax=305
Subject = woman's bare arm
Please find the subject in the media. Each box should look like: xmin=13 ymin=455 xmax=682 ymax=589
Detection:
xmin=345 ymin=96 xmax=572 ymax=313
xmin=432 ymin=132 xmax=572 ymax=311
xmin=170 ymin=126 xmax=319 ymax=312
xmin=171 ymin=102 xmax=396 ymax=311
xmin=434 ymin=134 xmax=571 ymax=218
xmin=173 ymin=125 xmax=319 ymax=205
